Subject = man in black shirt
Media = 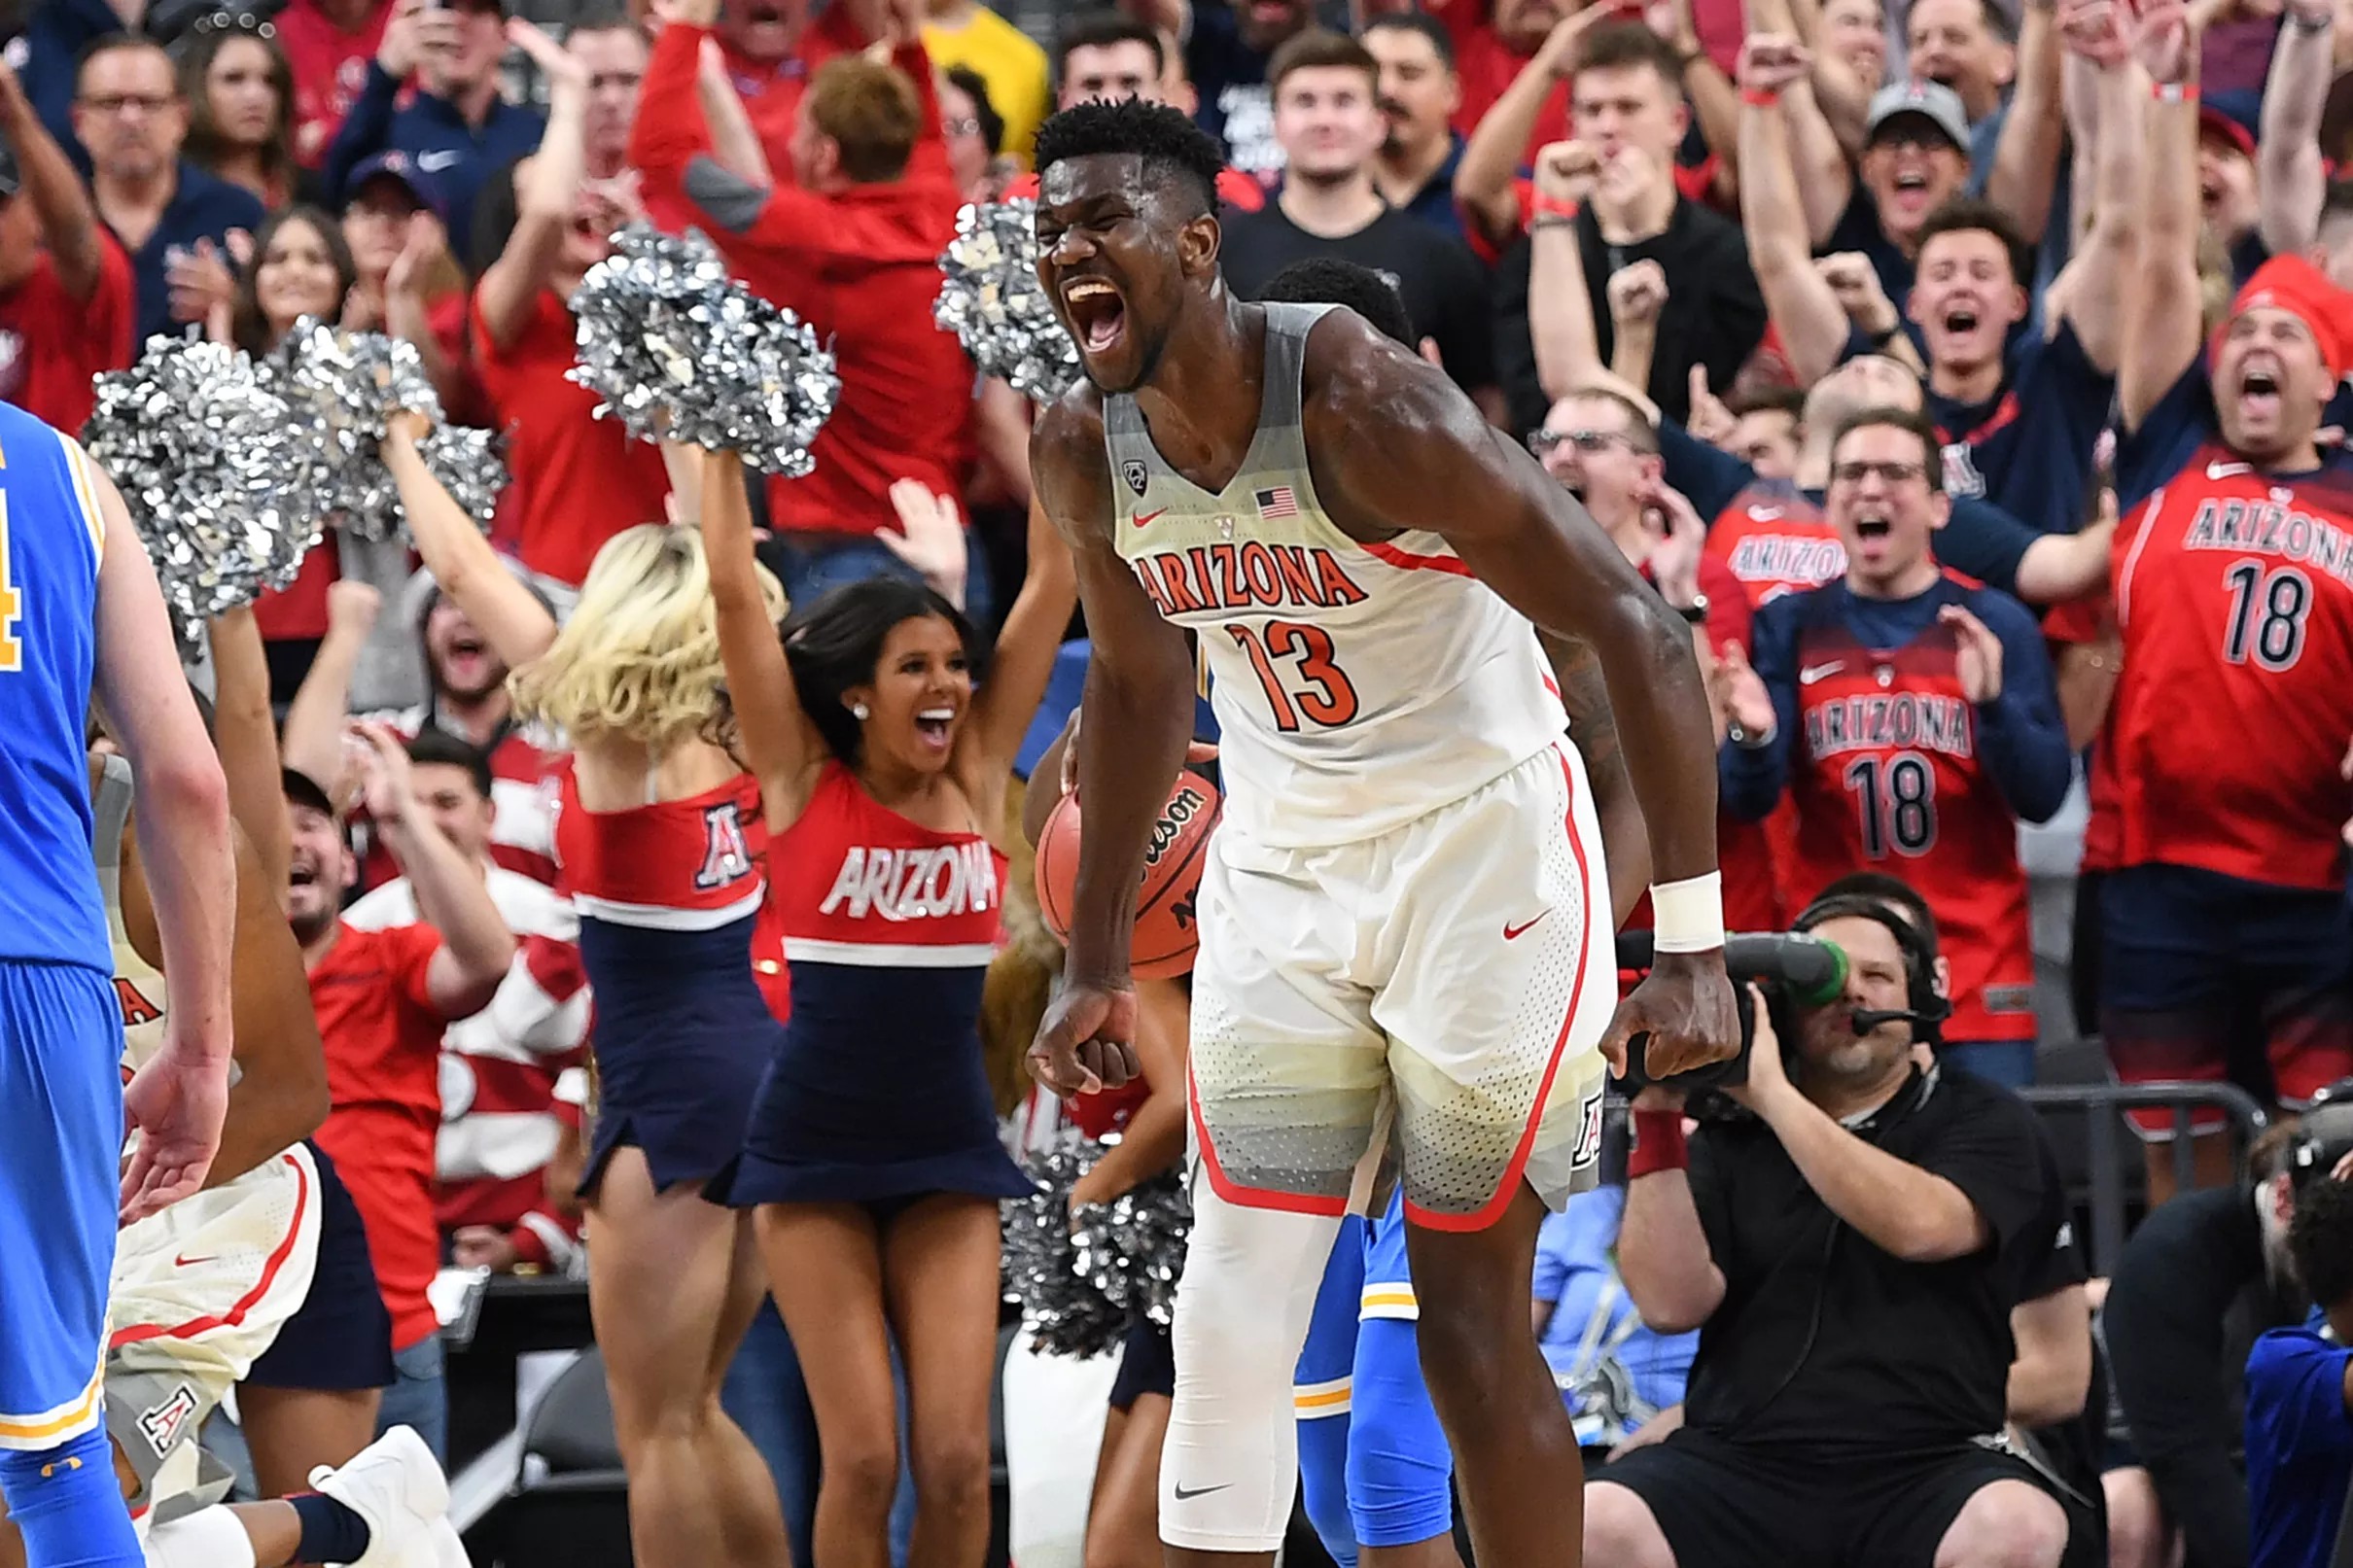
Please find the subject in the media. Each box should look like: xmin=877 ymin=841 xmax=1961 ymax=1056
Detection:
xmin=1597 ymin=898 xmax=2074 ymax=1568
xmin=2102 ymin=1113 xmax=2350 ymax=1568
xmin=1217 ymin=28 xmax=1504 ymax=421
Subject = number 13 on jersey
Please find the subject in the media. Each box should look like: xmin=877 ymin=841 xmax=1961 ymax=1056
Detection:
xmin=1224 ymin=620 xmax=1360 ymax=731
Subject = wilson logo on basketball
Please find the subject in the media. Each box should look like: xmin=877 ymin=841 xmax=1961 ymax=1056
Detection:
xmin=1143 ymin=786 xmax=1211 ymax=869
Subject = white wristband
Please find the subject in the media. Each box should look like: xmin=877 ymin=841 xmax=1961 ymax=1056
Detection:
xmin=1650 ymin=872 xmax=1726 ymax=954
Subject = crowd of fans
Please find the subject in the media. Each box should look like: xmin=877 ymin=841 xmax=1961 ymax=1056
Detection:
xmin=12 ymin=0 xmax=2353 ymax=1555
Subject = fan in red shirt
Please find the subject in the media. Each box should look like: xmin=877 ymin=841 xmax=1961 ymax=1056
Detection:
xmin=2092 ymin=8 xmax=2353 ymax=1184
xmin=0 ymin=73 xmax=135 ymax=434
xmin=283 ymin=732 xmax=515 ymax=1456
xmin=276 ymin=0 xmax=394 ymax=165
xmin=474 ymin=22 xmax=672 ymax=588
xmin=689 ymin=0 xmax=877 ymax=173
xmin=630 ymin=0 xmax=976 ymax=593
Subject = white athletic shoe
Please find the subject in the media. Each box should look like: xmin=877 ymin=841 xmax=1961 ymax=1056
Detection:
xmin=305 ymin=1425 xmax=451 ymax=1568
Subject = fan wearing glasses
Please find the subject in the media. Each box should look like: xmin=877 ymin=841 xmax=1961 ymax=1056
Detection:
xmin=1528 ymin=389 xmax=1732 ymax=631
xmin=1715 ymin=404 xmax=2069 ymax=1092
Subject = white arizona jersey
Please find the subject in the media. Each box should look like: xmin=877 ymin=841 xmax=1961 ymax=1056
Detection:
xmin=1106 ymin=301 xmax=1566 ymax=849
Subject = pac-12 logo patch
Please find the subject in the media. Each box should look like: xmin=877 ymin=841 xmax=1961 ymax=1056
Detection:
xmin=1571 ymin=1081 xmax=1606 ymax=1168
xmin=138 ymin=1383 xmax=200 ymax=1458
xmin=1121 ymin=459 xmax=1148 ymax=497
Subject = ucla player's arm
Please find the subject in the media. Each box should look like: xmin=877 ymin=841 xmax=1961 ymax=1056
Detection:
xmin=696 ymin=448 xmax=829 ymax=826
xmin=121 ymin=815 xmax=329 ymax=1189
xmin=1024 ymin=392 xmax=1193 ymax=1091
xmin=1537 ymin=631 xmax=1650 ymax=930
xmin=85 ymin=453 xmax=238 ymax=1213
xmin=87 ymin=462 xmax=235 ymax=1056
xmin=956 ymin=496 xmax=1079 ymax=853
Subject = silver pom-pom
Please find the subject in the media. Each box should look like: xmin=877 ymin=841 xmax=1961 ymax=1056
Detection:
xmin=83 ymin=336 xmax=323 ymax=636
xmin=567 ymin=224 xmax=839 ymax=476
xmin=935 ymin=199 xmax=1078 ymax=402
xmin=268 ymin=322 xmax=504 ymax=542
xmin=1001 ymin=1140 xmax=1191 ymax=1359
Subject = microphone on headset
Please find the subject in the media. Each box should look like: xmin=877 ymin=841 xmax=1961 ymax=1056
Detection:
xmin=1847 ymin=996 xmax=1954 ymax=1037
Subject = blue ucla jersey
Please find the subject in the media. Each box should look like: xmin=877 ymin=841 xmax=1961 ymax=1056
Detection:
xmin=0 ymin=404 xmax=109 ymax=972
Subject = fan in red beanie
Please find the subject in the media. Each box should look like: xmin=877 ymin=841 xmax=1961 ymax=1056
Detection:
xmin=2207 ymin=255 xmax=2353 ymax=464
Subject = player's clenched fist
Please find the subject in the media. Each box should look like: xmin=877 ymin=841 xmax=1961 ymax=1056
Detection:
xmin=1031 ymin=982 xmax=1141 ymax=1096
xmin=1599 ymin=948 xmax=1740 ymax=1080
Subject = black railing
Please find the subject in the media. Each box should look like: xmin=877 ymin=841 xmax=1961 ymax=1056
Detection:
xmin=2019 ymin=1082 xmax=2270 ymax=1273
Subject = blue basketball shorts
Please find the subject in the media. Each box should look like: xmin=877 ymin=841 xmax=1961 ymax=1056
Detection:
xmin=0 ymin=961 xmax=126 ymax=1452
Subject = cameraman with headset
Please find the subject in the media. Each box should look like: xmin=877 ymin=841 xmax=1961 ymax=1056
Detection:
xmin=1590 ymin=892 xmax=2076 ymax=1568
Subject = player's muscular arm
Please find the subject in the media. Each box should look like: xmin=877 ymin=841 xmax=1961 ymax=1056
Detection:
xmin=1304 ymin=317 xmax=1721 ymax=888
xmin=1026 ymin=396 xmax=1194 ymax=1093
xmin=1303 ymin=316 xmax=1736 ymax=1072
xmin=123 ymin=819 xmax=329 ymax=1188
xmin=1539 ymin=631 xmax=1650 ymax=928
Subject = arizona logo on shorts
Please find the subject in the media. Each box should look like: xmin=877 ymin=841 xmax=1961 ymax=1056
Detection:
xmin=1570 ymin=1081 xmax=1606 ymax=1170
xmin=137 ymin=1383 xmax=199 ymax=1459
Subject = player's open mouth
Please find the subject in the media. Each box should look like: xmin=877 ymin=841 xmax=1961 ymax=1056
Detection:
xmin=1063 ymin=278 xmax=1127 ymax=354
xmin=916 ymin=707 xmax=957 ymax=747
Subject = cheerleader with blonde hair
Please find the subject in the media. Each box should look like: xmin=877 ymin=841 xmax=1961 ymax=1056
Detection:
xmin=383 ymin=412 xmax=795 ymax=1568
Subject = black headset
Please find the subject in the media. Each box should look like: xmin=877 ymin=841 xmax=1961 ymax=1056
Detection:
xmin=1790 ymin=892 xmax=1954 ymax=1045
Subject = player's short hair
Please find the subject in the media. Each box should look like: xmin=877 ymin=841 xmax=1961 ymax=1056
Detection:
xmin=1811 ymin=871 xmax=1940 ymax=958
xmin=1915 ymin=198 xmax=2032 ymax=288
xmin=1267 ymin=28 xmax=1378 ymax=97
xmin=1054 ymin=12 xmax=1167 ymax=85
xmin=807 ymin=55 xmax=923 ymax=185
xmin=1257 ymin=259 xmax=1415 ymax=347
xmin=1034 ymin=97 xmax=1227 ymax=219
xmin=1572 ymin=21 xmax=1684 ymax=92
xmin=1728 ymin=385 xmax=1808 ymax=424
xmin=2290 ymin=1175 xmax=2353 ymax=1308
xmin=1362 ymin=12 xmax=1456 ymax=70
xmin=1556 ymin=384 xmax=1660 ymax=453
xmin=1829 ymin=403 xmax=1945 ymax=492
xmin=405 ymin=728 xmax=496 ymax=803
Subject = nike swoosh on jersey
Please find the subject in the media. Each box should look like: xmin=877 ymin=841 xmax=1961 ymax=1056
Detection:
xmin=1503 ymin=911 xmax=1550 ymax=941
xmin=1133 ymin=507 xmax=1169 ymax=529
xmin=1751 ymin=506 xmax=1783 ymax=521
xmin=1173 ymin=1482 xmax=1232 ymax=1501
xmin=173 ymin=1253 xmax=218 ymax=1268
xmin=417 ymin=150 xmax=462 ymax=172
xmin=1800 ymin=662 xmax=1844 ymax=683
xmin=2207 ymin=460 xmax=2253 ymax=479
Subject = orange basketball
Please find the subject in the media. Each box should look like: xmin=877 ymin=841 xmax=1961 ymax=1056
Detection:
xmin=1035 ymin=770 xmax=1221 ymax=980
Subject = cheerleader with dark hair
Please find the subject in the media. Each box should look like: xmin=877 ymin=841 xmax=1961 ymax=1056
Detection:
xmin=696 ymin=448 xmax=1074 ymax=1568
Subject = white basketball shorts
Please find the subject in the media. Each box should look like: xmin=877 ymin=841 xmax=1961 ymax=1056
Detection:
xmin=1187 ymin=740 xmax=1612 ymax=1229
xmin=106 ymin=1142 xmax=321 ymax=1528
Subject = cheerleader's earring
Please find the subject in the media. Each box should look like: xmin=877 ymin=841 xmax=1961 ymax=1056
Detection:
xmin=852 ymin=702 xmax=871 ymax=720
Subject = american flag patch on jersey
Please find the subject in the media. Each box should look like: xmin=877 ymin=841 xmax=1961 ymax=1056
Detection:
xmin=1254 ymin=485 xmax=1299 ymax=519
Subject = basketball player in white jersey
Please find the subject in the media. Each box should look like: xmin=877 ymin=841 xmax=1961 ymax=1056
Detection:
xmin=1025 ymin=99 xmax=1738 ymax=1568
